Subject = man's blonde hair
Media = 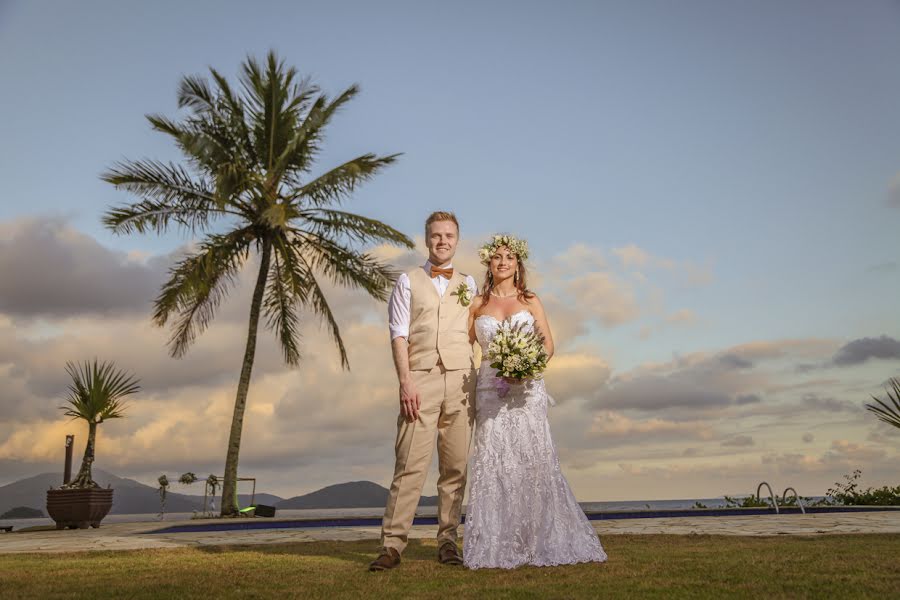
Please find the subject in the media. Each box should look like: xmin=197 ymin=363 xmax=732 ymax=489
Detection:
xmin=425 ymin=211 xmax=460 ymax=236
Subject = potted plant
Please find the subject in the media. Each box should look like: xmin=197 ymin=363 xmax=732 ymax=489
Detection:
xmin=46 ymin=360 xmax=140 ymax=529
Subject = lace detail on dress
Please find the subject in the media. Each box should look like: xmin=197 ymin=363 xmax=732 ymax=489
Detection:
xmin=464 ymin=311 xmax=607 ymax=569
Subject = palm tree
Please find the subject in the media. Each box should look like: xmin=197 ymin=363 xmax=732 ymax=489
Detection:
xmin=61 ymin=360 xmax=140 ymax=489
xmin=866 ymin=377 xmax=900 ymax=430
xmin=101 ymin=51 xmax=413 ymax=515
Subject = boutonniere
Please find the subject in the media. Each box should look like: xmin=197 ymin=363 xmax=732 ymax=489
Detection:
xmin=451 ymin=281 xmax=472 ymax=307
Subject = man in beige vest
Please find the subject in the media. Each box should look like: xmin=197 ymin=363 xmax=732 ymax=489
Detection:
xmin=369 ymin=211 xmax=477 ymax=571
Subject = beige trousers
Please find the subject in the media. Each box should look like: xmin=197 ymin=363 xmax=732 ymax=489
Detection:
xmin=381 ymin=364 xmax=476 ymax=553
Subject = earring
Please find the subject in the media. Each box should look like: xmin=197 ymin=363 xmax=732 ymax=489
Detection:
xmin=514 ymin=270 xmax=519 ymax=284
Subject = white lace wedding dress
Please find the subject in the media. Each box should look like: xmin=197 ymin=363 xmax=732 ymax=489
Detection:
xmin=463 ymin=310 xmax=607 ymax=569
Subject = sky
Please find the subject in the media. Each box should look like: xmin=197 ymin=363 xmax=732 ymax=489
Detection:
xmin=0 ymin=0 xmax=898 ymax=502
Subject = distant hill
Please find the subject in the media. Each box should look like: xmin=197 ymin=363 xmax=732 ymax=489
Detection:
xmin=1 ymin=506 xmax=43 ymax=519
xmin=1 ymin=472 xmax=434 ymax=516
xmin=0 ymin=470 xmax=282 ymax=517
xmin=277 ymin=481 xmax=438 ymax=509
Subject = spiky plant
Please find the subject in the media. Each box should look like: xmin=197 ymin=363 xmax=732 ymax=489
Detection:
xmin=101 ymin=51 xmax=413 ymax=515
xmin=866 ymin=377 xmax=900 ymax=430
xmin=60 ymin=360 xmax=140 ymax=489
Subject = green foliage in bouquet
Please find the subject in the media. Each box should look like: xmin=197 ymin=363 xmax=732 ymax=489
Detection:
xmin=487 ymin=320 xmax=549 ymax=379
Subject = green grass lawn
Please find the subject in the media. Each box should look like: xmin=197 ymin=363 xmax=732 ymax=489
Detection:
xmin=2 ymin=534 xmax=898 ymax=599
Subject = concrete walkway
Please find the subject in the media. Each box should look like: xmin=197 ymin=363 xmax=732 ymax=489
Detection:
xmin=1 ymin=511 xmax=898 ymax=555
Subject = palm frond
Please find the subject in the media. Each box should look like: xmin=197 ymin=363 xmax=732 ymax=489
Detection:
xmin=154 ymin=230 xmax=252 ymax=357
xmin=279 ymin=85 xmax=360 ymax=178
xmin=268 ymin=95 xmax=327 ymax=185
xmin=286 ymin=244 xmax=349 ymax=368
xmin=291 ymin=153 xmax=400 ymax=206
xmin=61 ymin=360 xmax=140 ymax=424
xmin=298 ymin=208 xmax=414 ymax=247
xmin=263 ymin=240 xmax=302 ymax=365
xmin=177 ymin=74 xmax=217 ymax=113
xmin=102 ymin=160 xmax=236 ymax=234
xmin=240 ymin=51 xmax=313 ymax=173
xmin=208 ymin=67 xmax=255 ymax=160
xmin=291 ymin=232 xmax=398 ymax=301
xmin=146 ymin=113 xmax=183 ymax=138
xmin=866 ymin=378 xmax=900 ymax=429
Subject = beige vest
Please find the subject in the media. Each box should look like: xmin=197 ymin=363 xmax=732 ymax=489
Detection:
xmin=407 ymin=267 xmax=474 ymax=371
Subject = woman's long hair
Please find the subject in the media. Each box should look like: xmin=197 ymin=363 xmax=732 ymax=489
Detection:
xmin=481 ymin=259 xmax=535 ymax=307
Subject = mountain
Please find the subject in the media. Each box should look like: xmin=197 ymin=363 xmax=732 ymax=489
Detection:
xmin=277 ymin=481 xmax=438 ymax=509
xmin=1 ymin=506 xmax=43 ymax=519
xmin=0 ymin=470 xmax=283 ymax=517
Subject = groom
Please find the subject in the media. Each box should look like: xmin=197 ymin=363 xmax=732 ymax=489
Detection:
xmin=369 ymin=211 xmax=477 ymax=571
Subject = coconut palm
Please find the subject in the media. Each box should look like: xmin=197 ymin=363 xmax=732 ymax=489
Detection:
xmin=61 ymin=360 xmax=140 ymax=489
xmin=101 ymin=51 xmax=413 ymax=515
xmin=866 ymin=377 xmax=900 ymax=430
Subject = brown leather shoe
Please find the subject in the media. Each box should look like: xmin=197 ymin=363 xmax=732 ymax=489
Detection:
xmin=369 ymin=547 xmax=401 ymax=571
xmin=438 ymin=541 xmax=463 ymax=565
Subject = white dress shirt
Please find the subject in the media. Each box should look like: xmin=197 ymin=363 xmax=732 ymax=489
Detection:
xmin=388 ymin=261 xmax=478 ymax=340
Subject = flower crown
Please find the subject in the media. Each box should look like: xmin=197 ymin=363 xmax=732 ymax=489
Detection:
xmin=478 ymin=234 xmax=530 ymax=265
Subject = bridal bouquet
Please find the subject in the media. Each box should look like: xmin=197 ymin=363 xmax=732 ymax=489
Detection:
xmin=487 ymin=320 xmax=550 ymax=396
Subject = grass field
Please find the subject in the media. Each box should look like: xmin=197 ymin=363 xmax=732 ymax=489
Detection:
xmin=2 ymin=534 xmax=898 ymax=599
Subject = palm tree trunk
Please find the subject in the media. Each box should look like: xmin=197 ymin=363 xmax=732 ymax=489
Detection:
xmin=221 ymin=238 xmax=272 ymax=516
xmin=66 ymin=422 xmax=98 ymax=489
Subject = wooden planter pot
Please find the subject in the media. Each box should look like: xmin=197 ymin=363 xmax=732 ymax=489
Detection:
xmin=46 ymin=488 xmax=114 ymax=529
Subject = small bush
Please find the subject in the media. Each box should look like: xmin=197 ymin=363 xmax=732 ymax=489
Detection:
xmin=826 ymin=470 xmax=900 ymax=506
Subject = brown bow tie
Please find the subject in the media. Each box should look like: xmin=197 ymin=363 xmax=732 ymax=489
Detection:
xmin=430 ymin=266 xmax=454 ymax=279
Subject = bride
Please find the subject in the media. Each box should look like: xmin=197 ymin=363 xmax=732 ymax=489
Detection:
xmin=463 ymin=234 xmax=607 ymax=570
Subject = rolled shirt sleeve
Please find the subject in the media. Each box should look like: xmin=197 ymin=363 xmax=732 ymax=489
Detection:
xmin=387 ymin=272 xmax=411 ymax=340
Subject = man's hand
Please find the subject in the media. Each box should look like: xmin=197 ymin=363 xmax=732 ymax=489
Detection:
xmin=399 ymin=379 xmax=420 ymax=423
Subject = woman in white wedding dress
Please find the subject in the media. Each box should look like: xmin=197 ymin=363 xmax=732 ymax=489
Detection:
xmin=463 ymin=235 xmax=607 ymax=570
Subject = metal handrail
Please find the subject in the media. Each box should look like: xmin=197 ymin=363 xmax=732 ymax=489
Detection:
xmin=756 ymin=481 xmax=779 ymax=513
xmin=782 ymin=487 xmax=806 ymax=514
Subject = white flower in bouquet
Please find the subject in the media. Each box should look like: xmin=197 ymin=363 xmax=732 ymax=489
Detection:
xmin=487 ymin=320 xmax=549 ymax=381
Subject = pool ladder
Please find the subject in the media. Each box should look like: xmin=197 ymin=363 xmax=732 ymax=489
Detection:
xmin=756 ymin=481 xmax=806 ymax=514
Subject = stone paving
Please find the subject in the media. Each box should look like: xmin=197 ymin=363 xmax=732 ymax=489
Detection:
xmin=1 ymin=511 xmax=898 ymax=555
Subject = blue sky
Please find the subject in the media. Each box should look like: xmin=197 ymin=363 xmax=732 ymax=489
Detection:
xmin=2 ymin=1 xmax=898 ymax=361
xmin=0 ymin=1 xmax=898 ymax=498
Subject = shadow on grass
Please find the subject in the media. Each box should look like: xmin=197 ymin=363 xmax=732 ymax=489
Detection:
xmin=195 ymin=537 xmax=443 ymax=568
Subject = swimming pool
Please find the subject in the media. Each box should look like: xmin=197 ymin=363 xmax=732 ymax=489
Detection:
xmin=143 ymin=505 xmax=899 ymax=534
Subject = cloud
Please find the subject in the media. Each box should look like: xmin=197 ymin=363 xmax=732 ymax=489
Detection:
xmin=548 ymin=243 xmax=607 ymax=275
xmin=543 ymin=350 xmax=612 ymax=403
xmin=2 ymin=219 xmax=898 ymax=500
xmin=832 ymin=335 xmax=900 ymax=366
xmin=825 ymin=440 xmax=887 ymax=463
xmin=590 ymin=341 xmax=826 ymax=414
xmin=888 ymin=172 xmax=900 ymax=208
xmin=800 ymin=393 xmax=861 ymax=414
xmin=718 ymin=354 xmax=754 ymax=369
xmin=721 ymin=435 xmax=754 ymax=447
xmin=612 ymin=244 xmax=653 ymax=269
xmin=564 ymin=271 xmax=639 ymax=327
xmin=611 ymin=243 xmax=713 ymax=286
xmin=597 ymin=374 xmax=734 ymax=411
xmin=802 ymin=433 xmax=814 ymax=443
xmin=665 ymin=309 xmax=697 ymax=324
xmin=589 ymin=411 xmax=716 ymax=442
xmin=0 ymin=217 xmax=171 ymax=318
